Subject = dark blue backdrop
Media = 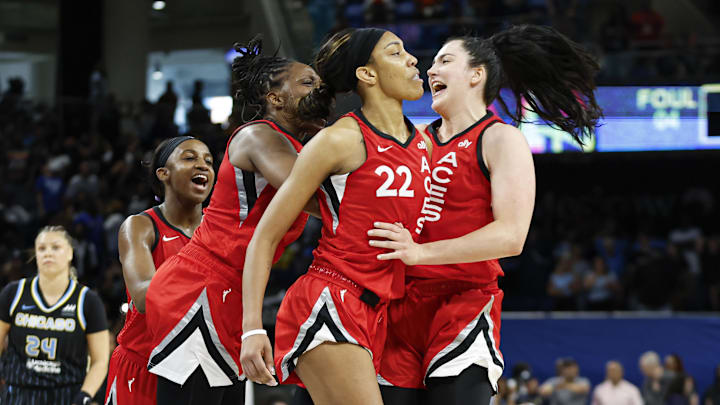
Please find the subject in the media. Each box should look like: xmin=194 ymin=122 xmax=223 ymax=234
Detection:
xmin=500 ymin=315 xmax=720 ymax=396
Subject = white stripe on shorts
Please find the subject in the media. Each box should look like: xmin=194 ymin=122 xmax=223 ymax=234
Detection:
xmin=424 ymin=295 xmax=504 ymax=392
xmin=280 ymin=286 xmax=361 ymax=382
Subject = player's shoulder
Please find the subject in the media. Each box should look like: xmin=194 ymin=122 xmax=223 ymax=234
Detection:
xmin=120 ymin=212 xmax=155 ymax=234
xmin=237 ymin=121 xmax=294 ymax=150
xmin=0 ymin=279 xmax=23 ymax=295
xmin=483 ymin=122 xmax=528 ymax=150
xmin=310 ymin=117 xmax=363 ymax=148
xmin=79 ymin=285 xmax=101 ymax=301
xmin=484 ymin=122 xmax=522 ymax=139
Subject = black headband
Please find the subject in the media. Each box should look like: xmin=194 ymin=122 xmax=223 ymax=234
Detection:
xmin=345 ymin=28 xmax=387 ymax=90
xmin=157 ymin=136 xmax=195 ymax=167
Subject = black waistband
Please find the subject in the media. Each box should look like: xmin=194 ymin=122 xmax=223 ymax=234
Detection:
xmin=359 ymin=289 xmax=380 ymax=308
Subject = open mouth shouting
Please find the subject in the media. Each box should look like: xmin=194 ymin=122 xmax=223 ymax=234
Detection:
xmin=191 ymin=173 xmax=210 ymax=192
xmin=430 ymin=80 xmax=447 ymax=97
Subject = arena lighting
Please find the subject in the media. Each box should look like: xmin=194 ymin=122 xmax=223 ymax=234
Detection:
xmin=152 ymin=1 xmax=166 ymax=11
xmin=152 ymin=63 xmax=163 ymax=80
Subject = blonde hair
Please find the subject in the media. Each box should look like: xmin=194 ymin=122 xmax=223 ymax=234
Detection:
xmin=34 ymin=225 xmax=78 ymax=280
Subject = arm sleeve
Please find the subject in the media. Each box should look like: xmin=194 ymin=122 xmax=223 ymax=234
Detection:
xmin=0 ymin=281 xmax=20 ymax=323
xmin=82 ymin=289 xmax=108 ymax=334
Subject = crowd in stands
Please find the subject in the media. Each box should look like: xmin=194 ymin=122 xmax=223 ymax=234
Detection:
xmin=0 ymin=77 xmax=228 ymax=334
xmin=302 ymin=0 xmax=720 ymax=85
xmin=494 ymin=352 xmax=720 ymax=405
xmin=1 ymin=74 xmax=719 ymax=332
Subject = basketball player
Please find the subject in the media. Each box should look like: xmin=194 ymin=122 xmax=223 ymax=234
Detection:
xmin=144 ymin=36 xmax=328 ymax=405
xmin=104 ymin=136 xmax=216 ymax=405
xmin=367 ymin=25 xmax=603 ymax=405
xmin=0 ymin=226 xmax=109 ymax=405
xmin=240 ymin=28 xmax=429 ymax=405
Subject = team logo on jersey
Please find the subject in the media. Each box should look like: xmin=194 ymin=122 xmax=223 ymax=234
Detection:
xmin=61 ymin=304 xmax=76 ymax=315
xmin=26 ymin=359 xmax=61 ymax=374
xmin=162 ymin=235 xmax=180 ymax=242
xmin=21 ymin=304 xmax=35 ymax=311
xmin=417 ymin=140 xmax=427 ymax=150
xmin=458 ymin=139 xmax=472 ymax=149
xmin=377 ymin=145 xmax=393 ymax=153
xmin=128 ymin=377 xmax=135 ymax=392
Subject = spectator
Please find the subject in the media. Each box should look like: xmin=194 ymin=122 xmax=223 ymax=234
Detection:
xmin=701 ymin=236 xmax=720 ymax=310
xmin=665 ymin=354 xmax=686 ymax=380
xmin=591 ymin=360 xmax=643 ymax=405
xmin=666 ymin=374 xmax=700 ymax=405
xmin=584 ymin=256 xmax=620 ymax=311
xmin=34 ymin=162 xmax=65 ymax=219
xmin=703 ymin=365 xmax=720 ymax=405
xmin=546 ymin=0 xmax=579 ymax=37
xmin=547 ymin=256 xmax=581 ymax=310
xmin=364 ymin=0 xmax=394 ymax=23
xmin=639 ymin=351 xmax=672 ymax=405
xmin=495 ymin=377 xmax=518 ymax=405
xmin=540 ymin=358 xmax=591 ymax=405
xmin=157 ymin=81 xmax=178 ymax=115
xmin=517 ymin=378 xmax=543 ymax=405
xmin=65 ymin=161 xmax=100 ymax=199
xmin=307 ymin=0 xmax=337 ymax=46
xmin=629 ymin=0 xmax=664 ymax=42
xmin=186 ymin=80 xmax=212 ymax=134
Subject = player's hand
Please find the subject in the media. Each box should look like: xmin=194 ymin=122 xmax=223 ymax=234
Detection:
xmin=71 ymin=390 xmax=92 ymax=405
xmin=240 ymin=334 xmax=277 ymax=386
xmin=367 ymin=222 xmax=421 ymax=265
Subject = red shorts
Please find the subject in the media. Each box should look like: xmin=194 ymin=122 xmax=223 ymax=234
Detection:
xmin=105 ymin=345 xmax=157 ymax=405
xmin=274 ymin=264 xmax=387 ymax=384
xmin=378 ymin=278 xmax=504 ymax=391
xmin=145 ymin=244 xmax=244 ymax=387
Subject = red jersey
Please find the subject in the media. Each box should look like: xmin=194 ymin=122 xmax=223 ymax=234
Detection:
xmin=116 ymin=206 xmax=190 ymax=358
xmin=409 ymin=112 xmax=505 ymax=284
xmin=191 ymin=119 xmax=308 ymax=269
xmin=312 ymin=110 xmax=429 ymax=300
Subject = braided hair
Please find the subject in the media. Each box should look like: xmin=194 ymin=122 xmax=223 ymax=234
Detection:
xmin=231 ymin=35 xmax=294 ymax=123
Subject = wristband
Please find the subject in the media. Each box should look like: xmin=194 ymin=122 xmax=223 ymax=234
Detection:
xmin=241 ymin=329 xmax=267 ymax=341
xmin=72 ymin=391 xmax=92 ymax=405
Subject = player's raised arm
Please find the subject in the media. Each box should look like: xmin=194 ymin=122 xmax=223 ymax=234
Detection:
xmin=241 ymin=120 xmax=363 ymax=385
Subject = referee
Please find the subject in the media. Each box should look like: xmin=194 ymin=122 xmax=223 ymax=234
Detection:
xmin=0 ymin=225 xmax=109 ymax=405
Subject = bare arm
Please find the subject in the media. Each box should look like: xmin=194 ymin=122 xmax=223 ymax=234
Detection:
xmin=117 ymin=215 xmax=156 ymax=313
xmin=79 ymin=330 xmax=110 ymax=397
xmin=0 ymin=320 xmax=9 ymax=357
xmin=369 ymin=123 xmax=535 ymax=265
xmin=564 ymin=380 xmax=591 ymax=394
xmin=229 ymin=124 xmax=321 ymax=217
xmin=240 ymin=118 xmax=364 ymax=385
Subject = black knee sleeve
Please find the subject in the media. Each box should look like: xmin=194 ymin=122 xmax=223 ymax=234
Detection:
xmin=380 ymin=385 xmax=424 ymax=405
xmin=425 ymin=365 xmax=494 ymax=405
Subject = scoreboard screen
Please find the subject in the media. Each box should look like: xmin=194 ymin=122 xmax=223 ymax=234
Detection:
xmin=405 ymin=85 xmax=720 ymax=153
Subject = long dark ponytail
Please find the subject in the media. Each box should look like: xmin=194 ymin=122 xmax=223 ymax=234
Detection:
xmin=454 ymin=25 xmax=602 ymax=145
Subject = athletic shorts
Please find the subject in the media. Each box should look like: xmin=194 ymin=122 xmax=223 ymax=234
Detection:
xmin=274 ymin=264 xmax=387 ymax=384
xmin=105 ymin=345 xmax=156 ymax=405
xmin=1 ymin=383 xmax=80 ymax=405
xmin=145 ymin=244 xmax=244 ymax=387
xmin=378 ymin=278 xmax=504 ymax=391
